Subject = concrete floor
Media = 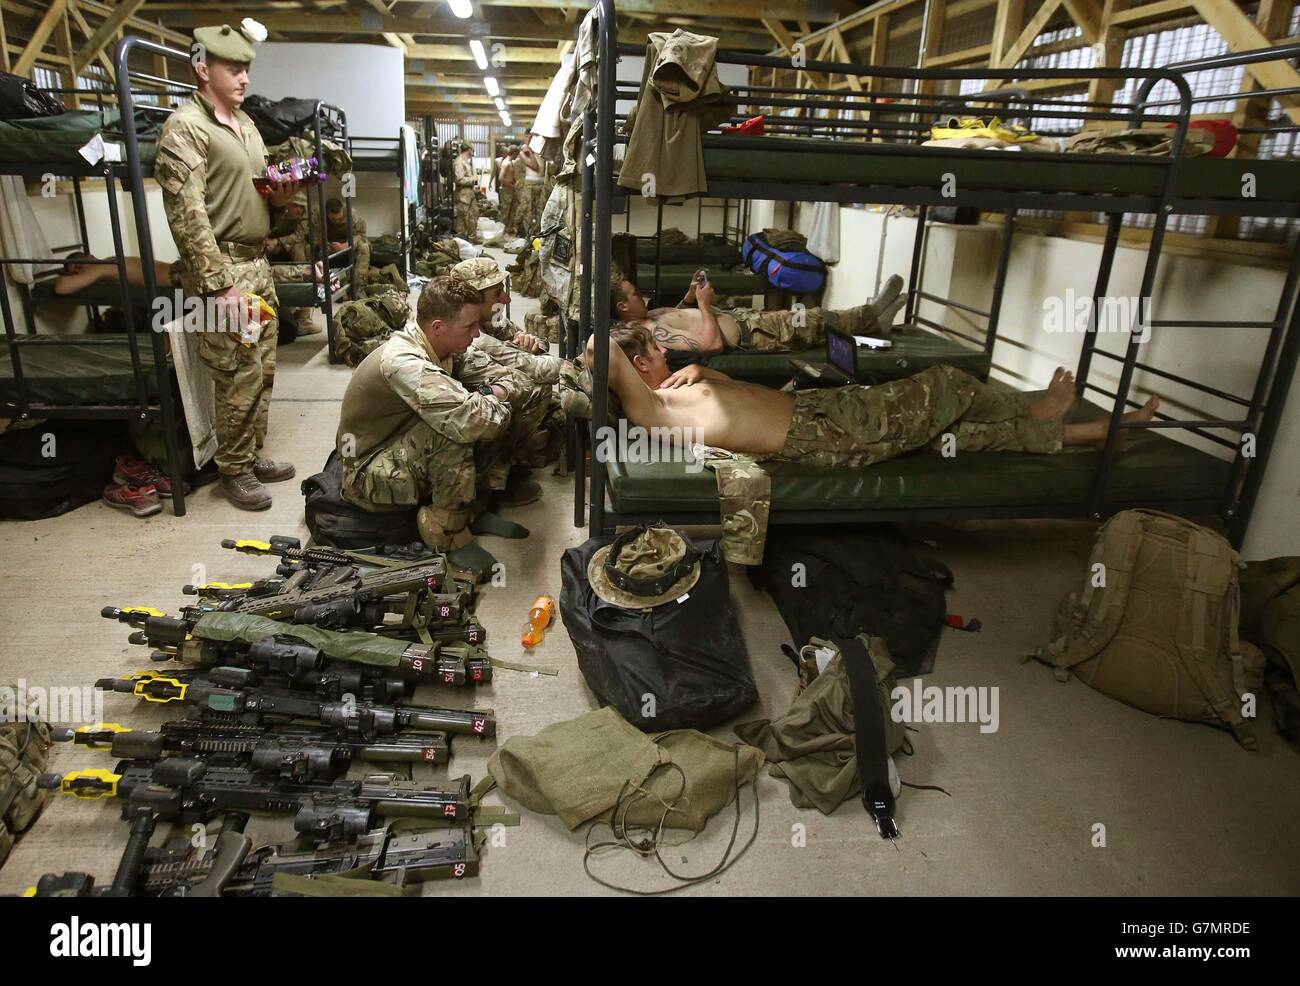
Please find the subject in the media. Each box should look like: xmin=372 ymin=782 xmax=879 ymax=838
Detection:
xmin=2 ymin=259 xmax=1298 ymax=896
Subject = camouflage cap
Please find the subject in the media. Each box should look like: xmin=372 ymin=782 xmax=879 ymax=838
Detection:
xmin=587 ymin=525 xmax=702 ymax=609
xmin=451 ymin=257 xmax=507 ymax=291
xmin=193 ymin=24 xmax=257 ymax=64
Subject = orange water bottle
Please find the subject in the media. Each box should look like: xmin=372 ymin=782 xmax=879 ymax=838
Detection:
xmin=521 ymin=594 xmax=556 ymax=649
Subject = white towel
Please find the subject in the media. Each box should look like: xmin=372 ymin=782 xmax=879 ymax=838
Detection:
xmin=0 ymin=175 xmax=60 ymax=285
xmin=163 ymin=319 xmax=217 ymax=469
xmin=806 ymin=200 xmax=840 ymax=265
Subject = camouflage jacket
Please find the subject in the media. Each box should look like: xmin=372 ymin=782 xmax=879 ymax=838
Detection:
xmin=452 ymin=155 xmax=476 ymax=190
xmin=155 ymin=92 xmax=271 ymax=295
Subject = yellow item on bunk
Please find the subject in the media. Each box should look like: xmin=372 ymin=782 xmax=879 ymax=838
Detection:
xmin=930 ymin=116 xmax=1038 ymax=144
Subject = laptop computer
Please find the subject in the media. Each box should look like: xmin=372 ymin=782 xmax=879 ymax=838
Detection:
xmin=789 ymin=329 xmax=892 ymax=384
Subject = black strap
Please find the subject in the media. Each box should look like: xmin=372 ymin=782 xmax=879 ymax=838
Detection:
xmin=833 ymin=635 xmax=899 ymax=840
xmin=603 ymin=525 xmax=700 ymax=598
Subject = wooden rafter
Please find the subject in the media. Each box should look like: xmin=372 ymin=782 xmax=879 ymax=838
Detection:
xmin=72 ymin=0 xmax=144 ymax=74
xmin=1190 ymin=0 xmax=1300 ymax=124
xmin=13 ymin=0 xmax=70 ymax=76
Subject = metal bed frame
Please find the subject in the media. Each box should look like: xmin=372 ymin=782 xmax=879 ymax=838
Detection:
xmin=573 ymin=0 xmax=1300 ymax=549
xmin=348 ymin=130 xmax=411 ymax=280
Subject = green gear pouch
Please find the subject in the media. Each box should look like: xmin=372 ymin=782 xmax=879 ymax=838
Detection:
xmin=696 ymin=445 xmax=770 ymax=566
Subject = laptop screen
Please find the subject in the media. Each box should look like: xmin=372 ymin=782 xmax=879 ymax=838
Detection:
xmin=826 ymin=331 xmax=856 ymax=376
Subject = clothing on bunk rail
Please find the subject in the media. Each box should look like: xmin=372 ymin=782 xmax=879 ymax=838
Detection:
xmin=617 ymin=30 xmax=731 ymax=200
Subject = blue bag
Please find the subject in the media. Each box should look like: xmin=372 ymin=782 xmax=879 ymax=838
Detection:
xmin=741 ymin=232 xmax=827 ymax=295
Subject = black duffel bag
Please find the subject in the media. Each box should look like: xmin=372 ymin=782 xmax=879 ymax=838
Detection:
xmin=0 ymin=72 xmax=63 ymax=120
xmin=301 ymin=450 xmax=420 ymax=549
xmin=243 ymin=94 xmax=331 ymax=146
xmin=560 ymin=525 xmax=758 ymax=731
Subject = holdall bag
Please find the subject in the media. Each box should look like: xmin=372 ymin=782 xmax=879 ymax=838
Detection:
xmin=301 ymin=450 xmax=421 ymax=550
xmin=0 ymin=71 xmax=64 ymax=120
xmin=1034 ymin=509 xmax=1263 ymax=749
xmin=741 ymin=231 xmax=827 ymax=295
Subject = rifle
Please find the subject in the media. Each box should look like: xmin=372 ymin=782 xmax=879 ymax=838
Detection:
xmin=102 ymin=610 xmax=493 ymax=684
xmin=95 ymin=672 xmax=497 ymax=738
xmin=40 ymin=761 xmax=473 ymax=842
xmin=23 ymin=811 xmax=477 ymax=896
xmin=220 ymin=535 xmax=435 ymax=572
xmin=98 ymin=664 xmax=410 ymax=706
xmin=52 ymin=719 xmax=452 ymax=778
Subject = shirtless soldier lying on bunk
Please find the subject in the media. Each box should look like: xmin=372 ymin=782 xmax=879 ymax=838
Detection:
xmin=54 ymin=253 xmax=330 ymax=295
xmin=608 ymin=269 xmax=908 ymax=356
xmin=590 ymin=322 xmax=1160 ymax=467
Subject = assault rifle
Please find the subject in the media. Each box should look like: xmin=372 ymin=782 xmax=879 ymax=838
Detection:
xmin=101 ymin=610 xmax=492 ymax=684
xmin=52 ymin=719 xmax=452 ymax=778
xmin=23 ymin=811 xmax=479 ymax=896
xmin=220 ymin=535 xmax=436 ymax=573
xmin=95 ymin=672 xmax=497 ymax=738
xmin=40 ymin=761 xmax=473 ymax=842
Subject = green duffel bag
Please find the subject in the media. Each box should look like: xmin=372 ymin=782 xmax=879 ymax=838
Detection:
xmin=1035 ymin=510 xmax=1263 ymax=749
xmin=1239 ymin=556 xmax=1300 ymax=751
xmin=0 ymin=694 xmax=53 ymax=870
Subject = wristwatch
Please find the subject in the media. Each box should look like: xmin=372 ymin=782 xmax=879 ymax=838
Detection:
xmin=477 ymin=385 xmax=495 ymax=397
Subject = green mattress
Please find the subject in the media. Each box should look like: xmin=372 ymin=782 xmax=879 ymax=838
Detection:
xmin=0 ymin=338 xmax=163 ymax=405
xmin=603 ymin=398 xmax=1230 ymax=516
xmin=351 ymin=146 xmax=400 ymax=172
xmin=698 ymin=137 xmax=1300 ymax=208
xmin=31 ymin=277 xmax=338 ymax=310
xmin=0 ymin=109 xmax=159 ymax=167
xmin=638 ymin=264 xmax=761 ymax=298
xmin=703 ymin=327 xmax=991 ymax=383
xmin=636 ymin=239 xmax=742 ymax=265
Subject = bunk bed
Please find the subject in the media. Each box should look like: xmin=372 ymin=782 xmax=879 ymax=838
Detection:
xmin=574 ymin=0 xmax=1300 ymax=550
xmin=349 ymin=130 xmax=411 ymax=278
xmin=0 ymin=67 xmax=189 ymax=513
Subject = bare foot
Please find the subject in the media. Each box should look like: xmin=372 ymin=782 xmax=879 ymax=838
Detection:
xmin=1030 ymin=367 xmax=1077 ymax=421
xmin=1064 ymin=396 xmax=1160 ymax=448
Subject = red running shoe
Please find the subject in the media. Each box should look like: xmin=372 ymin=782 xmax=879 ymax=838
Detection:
xmin=102 ymin=482 xmax=163 ymax=518
xmin=113 ymin=455 xmax=189 ymax=498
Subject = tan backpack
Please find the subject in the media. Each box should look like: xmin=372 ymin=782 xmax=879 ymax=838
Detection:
xmin=1036 ymin=510 xmax=1263 ymax=749
xmin=0 ymin=702 xmax=53 ymax=870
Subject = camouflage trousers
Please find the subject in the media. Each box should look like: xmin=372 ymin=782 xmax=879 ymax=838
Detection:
xmin=517 ymin=181 xmax=544 ymax=235
xmin=455 ymin=190 xmax=478 ymax=240
xmin=194 ymin=258 xmax=279 ymax=477
xmin=352 ymin=234 xmax=372 ymax=284
xmin=499 ymin=185 xmax=517 ymax=233
xmin=771 ymin=365 xmax=1063 ymax=468
xmin=458 ymin=349 xmax=561 ymax=479
xmin=732 ymin=303 xmax=892 ymax=352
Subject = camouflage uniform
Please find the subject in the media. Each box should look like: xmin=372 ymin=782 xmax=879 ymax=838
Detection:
xmin=693 ymin=444 xmax=771 ymax=566
xmin=328 ymin=212 xmax=370 ymax=285
xmin=453 ymin=150 xmax=478 ymax=241
xmin=268 ymin=196 xmax=314 ymax=334
xmin=336 ymin=325 xmax=532 ymax=547
xmin=731 ymin=302 xmax=894 ymax=352
xmin=498 ymin=156 xmax=517 ymax=233
xmin=155 ymin=90 xmax=278 ymax=478
xmin=770 ymin=365 xmax=1063 ymax=469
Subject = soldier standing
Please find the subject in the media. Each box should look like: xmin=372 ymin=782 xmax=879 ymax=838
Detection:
xmin=154 ymin=21 xmax=299 ymax=510
xmin=517 ymin=136 xmax=545 ymax=236
xmin=494 ymin=145 xmax=518 ymax=235
xmin=452 ymin=142 xmax=479 ymax=242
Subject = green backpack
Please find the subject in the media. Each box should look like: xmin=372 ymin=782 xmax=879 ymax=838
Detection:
xmin=336 ymin=292 xmax=410 ymax=367
xmin=1036 ymin=510 xmax=1263 ymax=749
xmin=1239 ymin=556 xmax=1300 ymax=750
xmin=0 ymin=694 xmax=53 ymax=870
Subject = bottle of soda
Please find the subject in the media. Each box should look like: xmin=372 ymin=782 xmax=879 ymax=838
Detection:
xmin=521 ymin=594 xmax=556 ymax=649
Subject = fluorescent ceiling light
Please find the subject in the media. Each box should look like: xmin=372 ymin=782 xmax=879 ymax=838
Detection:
xmin=483 ymin=76 xmax=499 ymax=97
xmin=469 ymin=39 xmax=487 ymax=70
xmin=448 ymin=0 xmax=473 ymax=18
xmin=494 ymin=97 xmax=505 ymax=111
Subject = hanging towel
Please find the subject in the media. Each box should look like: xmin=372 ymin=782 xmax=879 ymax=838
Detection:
xmin=0 ymin=176 xmax=60 ymax=285
xmin=806 ymin=201 xmax=840 ymax=265
xmin=163 ymin=316 xmax=217 ymax=469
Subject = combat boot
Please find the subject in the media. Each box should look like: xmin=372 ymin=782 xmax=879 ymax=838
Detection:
xmin=254 ymin=457 xmax=296 ymax=483
xmin=222 ymin=472 xmax=272 ymax=511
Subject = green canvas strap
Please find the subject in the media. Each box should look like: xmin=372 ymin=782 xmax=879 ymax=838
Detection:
xmin=488 ymin=657 xmax=560 ymax=676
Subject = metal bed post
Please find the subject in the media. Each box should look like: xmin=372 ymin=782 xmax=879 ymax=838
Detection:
xmin=587 ymin=0 xmax=616 ymax=537
xmin=652 ymin=198 xmax=663 ymax=304
xmin=1076 ymin=213 xmax=1124 ymax=394
xmin=115 ymin=35 xmax=189 ymax=516
xmin=103 ymin=171 xmax=148 ymax=414
xmin=70 ymin=176 xmax=103 ymax=333
xmin=1224 ymin=232 xmax=1300 ymax=545
xmin=397 ymin=127 xmax=408 ymax=278
xmin=903 ymin=205 xmax=928 ymax=325
xmin=340 ymin=113 xmax=356 ymax=302
xmin=573 ymin=102 xmax=597 ymax=529
xmin=1087 ymin=71 xmax=1194 ymax=518
xmin=312 ymin=102 xmax=337 ymax=362
xmin=984 ymin=209 xmax=1016 ymax=361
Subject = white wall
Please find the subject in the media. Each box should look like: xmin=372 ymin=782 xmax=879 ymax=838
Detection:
xmin=743 ymin=198 xmax=1300 ymax=558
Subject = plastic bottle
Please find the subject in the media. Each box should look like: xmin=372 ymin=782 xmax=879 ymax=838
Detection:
xmin=521 ymin=594 xmax=556 ymax=649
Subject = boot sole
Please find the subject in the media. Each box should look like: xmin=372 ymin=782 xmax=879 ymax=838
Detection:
xmin=103 ymin=496 xmax=163 ymax=518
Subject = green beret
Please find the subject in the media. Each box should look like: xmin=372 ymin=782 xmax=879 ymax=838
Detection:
xmin=193 ymin=24 xmax=256 ymax=65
